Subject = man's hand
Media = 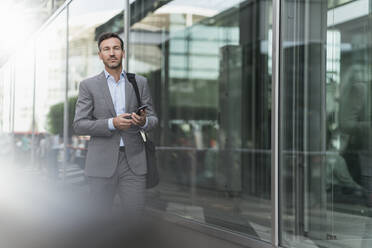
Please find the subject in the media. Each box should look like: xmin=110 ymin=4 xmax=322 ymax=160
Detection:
xmin=131 ymin=109 xmax=147 ymax=127
xmin=113 ymin=113 xmax=133 ymax=130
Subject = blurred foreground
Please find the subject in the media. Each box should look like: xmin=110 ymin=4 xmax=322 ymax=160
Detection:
xmin=0 ymin=158 xmax=173 ymax=248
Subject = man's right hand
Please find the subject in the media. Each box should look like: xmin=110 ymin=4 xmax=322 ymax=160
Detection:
xmin=113 ymin=113 xmax=133 ymax=131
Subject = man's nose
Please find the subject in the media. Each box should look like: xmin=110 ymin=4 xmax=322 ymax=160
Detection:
xmin=109 ymin=48 xmax=115 ymax=55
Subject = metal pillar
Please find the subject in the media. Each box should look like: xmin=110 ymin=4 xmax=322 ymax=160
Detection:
xmin=271 ymin=0 xmax=281 ymax=246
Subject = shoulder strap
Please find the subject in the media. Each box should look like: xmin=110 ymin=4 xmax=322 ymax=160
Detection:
xmin=126 ymin=72 xmax=142 ymax=106
xmin=126 ymin=73 xmax=148 ymax=140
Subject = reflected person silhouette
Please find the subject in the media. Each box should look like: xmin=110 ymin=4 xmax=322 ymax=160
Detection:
xmin=339 ymin=64 xmax=372 ymax=206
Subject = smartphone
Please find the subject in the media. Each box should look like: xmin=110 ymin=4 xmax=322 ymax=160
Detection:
xmin=136 ymin=105 xmax=148 ymax=115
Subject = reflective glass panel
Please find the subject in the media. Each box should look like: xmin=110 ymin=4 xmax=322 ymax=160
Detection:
xmin=12 ymin=42 xmax=35 ymax=167
xmin=0 ymin=62 xmax=14 ymax=165
xmin=0 ymin=62 xmax=13 ymax=133
xmin=280 ymin=0 xmax=372 ymax=247
xmin=129 ymin=0 xmax=273 ymax=241
xmin=34 ymin=11 xmax=67 ymax=181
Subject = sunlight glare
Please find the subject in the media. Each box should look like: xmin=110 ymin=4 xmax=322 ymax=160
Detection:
xmin=0 ymin=1 xmax=34 ymax=50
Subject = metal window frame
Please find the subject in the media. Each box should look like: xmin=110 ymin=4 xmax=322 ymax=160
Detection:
xmin=271 ymin=0 xmax=281 ymax=246
xmin=62 ymin=5 xmax=70 ymax=183
xmin=124 ymin=0 xmax=130 ymax=71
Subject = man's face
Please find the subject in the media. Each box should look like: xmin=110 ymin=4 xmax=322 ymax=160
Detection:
xmin=98 ymin=37 xmax=124 ymax=69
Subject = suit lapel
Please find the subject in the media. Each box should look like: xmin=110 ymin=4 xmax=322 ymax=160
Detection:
xmin=123 ymin=72 xmax=134 ymax=112
xmin=98 ymin=71 xmax=116 ymax=117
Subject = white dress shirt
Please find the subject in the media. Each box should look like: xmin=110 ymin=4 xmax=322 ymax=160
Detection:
xmin=105 ymin=69 xmax=148 ymax=147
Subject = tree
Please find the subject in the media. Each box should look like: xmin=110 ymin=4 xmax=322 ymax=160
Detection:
xmin=46 ymin=96 xmax=78 ymax=137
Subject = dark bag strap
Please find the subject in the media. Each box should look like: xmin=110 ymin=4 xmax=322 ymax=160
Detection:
xmin=126 ymin=73 xmax=142 ymax=106
xmin=126 ymin=72 xmax=149 ymax=141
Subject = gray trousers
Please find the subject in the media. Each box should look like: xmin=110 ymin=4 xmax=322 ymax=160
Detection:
xmin=87 ymin=149 xmax=146 ymax=220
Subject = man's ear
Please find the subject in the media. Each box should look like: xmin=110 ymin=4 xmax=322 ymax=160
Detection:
xmin=98 ymin=51 xmax=103 ymax=60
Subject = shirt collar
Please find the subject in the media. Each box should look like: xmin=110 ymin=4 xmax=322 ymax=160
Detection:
xmin=104 ymin=69 xmax=125 ymax=80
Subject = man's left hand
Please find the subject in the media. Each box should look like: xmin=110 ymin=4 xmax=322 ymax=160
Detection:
xmin=131 ymin=110 xmax=146 ymax=126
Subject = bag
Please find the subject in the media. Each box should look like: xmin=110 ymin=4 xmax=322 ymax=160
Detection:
xmin=126 ymin=73 xmax=159 ymax=189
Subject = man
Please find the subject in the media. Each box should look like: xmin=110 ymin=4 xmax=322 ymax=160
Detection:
xmin=73 ymin=32 xmax=158 ymax=218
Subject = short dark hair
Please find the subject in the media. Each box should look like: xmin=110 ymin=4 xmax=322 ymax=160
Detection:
xmin=97 ymin=32 xmax=124 ymax=51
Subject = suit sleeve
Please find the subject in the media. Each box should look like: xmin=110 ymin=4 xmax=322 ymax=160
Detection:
xmin=73 ymin=81 xmax=113 ymax=136
xmin=139 ymin=76 xmax=158 ymax=132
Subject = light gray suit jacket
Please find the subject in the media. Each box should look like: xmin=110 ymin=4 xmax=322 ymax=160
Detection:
xmin=73 ymin=71 xmax=158 ymax=177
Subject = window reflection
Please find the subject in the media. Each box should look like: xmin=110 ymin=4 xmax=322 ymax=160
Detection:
xmin=129 ymin=0 xmax=272 ymax=240
xmin=12 ymin=42 xmax=35 ymax=167
xmin=34 ymin=12 xmax=66 ymax=181
xmin=0 ymin=62 xmax=13 ymax=133
xmin=281 ymin=0 xmax=372 ymax=247
xmin=0 ymin=63 xmax=14 ymax=166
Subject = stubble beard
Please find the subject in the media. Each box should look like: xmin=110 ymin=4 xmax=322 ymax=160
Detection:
xmin=104 ymin=59 xmax=122 ymax=70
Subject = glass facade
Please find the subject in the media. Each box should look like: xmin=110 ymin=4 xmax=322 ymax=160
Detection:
xmin=280 ymin=0 xmax=372 ymax=247
xmin=1 ymin=0 xmax=372 ymax=247
xmin=0 ymin=61 xmax=14 ymax=165
xmin=33 ymin=11 xmax=67 ymax=177
xmin=129 ymin=0 xmax=272 ymax=241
